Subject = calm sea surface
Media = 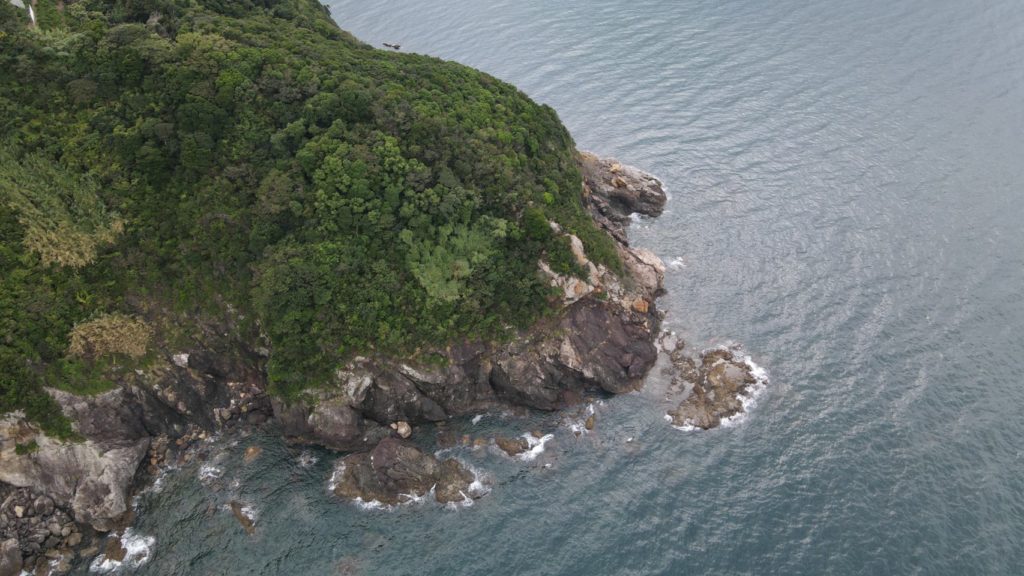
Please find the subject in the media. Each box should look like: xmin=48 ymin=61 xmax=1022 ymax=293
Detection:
xmin=97 ymin=1 xmax=1024 ymax=574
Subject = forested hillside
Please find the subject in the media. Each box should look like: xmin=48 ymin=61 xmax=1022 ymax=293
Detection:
xmin=0 ymin=0 xmax=620 ymax=434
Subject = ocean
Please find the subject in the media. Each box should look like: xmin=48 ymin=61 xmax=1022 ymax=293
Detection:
xmin=88 ymin=0 xmax=1024 ymax=573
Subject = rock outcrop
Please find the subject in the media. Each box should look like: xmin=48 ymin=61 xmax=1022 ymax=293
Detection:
xmin=331 ymin=438 xmax=478 ymax=505
xmin=579 ymin=151 xmax=667 ymax=244
xmin=667 ymin=346 xmax=766 ymax=430
xmin=0 ymin=484 xmax=82 ymax=575
xmin=277 ymin=153 xmax=667 ymax=449
xmin=0 ymin=152 xmax=667 ymax=568
xmin=0 ymin=312 xmax=272 ymax=570
xmin=0 ymin=538 xmax=20 ymax=576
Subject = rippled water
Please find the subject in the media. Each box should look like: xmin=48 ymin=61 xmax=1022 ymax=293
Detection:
xmin=99 ymin=1 xmax=1024 ymax=574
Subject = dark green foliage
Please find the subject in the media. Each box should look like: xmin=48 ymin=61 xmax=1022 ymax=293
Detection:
xmin=0 ymin=0 xmax=620 ymax=418
xmin=15 ymin=439 xmax=39 ymax=455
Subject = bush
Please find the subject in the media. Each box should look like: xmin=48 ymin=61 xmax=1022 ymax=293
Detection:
xmin=67 ymin=313 xmax=152 ymax=359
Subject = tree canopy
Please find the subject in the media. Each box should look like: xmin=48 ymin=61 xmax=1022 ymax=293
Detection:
xmin=0 ymin=0 xmax=620 ymax=432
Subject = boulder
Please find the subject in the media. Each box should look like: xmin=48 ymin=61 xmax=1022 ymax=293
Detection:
xmin=0 ymin=538 xmax=21 ymax=576
xmin=229 ymin=501 xmax=255 ymax=535
xmin=0 ymin=411 xmax=148 ymax=532
xmin=273 ymin=396 xmax=387 ymax=452
xmin=495 ymin=436 xmax=529 ymax=457
xmin=103 ymin=537 xmax=126 ymax=563
xmin=579 ymin=151 xmax=667 ymax=227
xmin=332 ymin=438 xmax=475 ymax=505
xmin=668 ymin=348 xmax=762 ymax=430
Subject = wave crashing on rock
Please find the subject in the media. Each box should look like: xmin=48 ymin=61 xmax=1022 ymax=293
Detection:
xmin=666 ymin=344 xmax=769 ymax=430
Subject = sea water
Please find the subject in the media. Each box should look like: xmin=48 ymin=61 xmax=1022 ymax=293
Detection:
xmin=90 ymin=0 xmax=1024 ymax=573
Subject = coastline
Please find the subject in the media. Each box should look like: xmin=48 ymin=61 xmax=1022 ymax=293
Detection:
xmin=0 ymin=151 xmax=670 ymax=574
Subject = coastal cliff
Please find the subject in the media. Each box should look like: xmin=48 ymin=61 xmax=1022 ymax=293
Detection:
xmin=0 ymin=151 xmax=667 ymax=571
xmin=0 ymin=0 xmax=684 ymax=570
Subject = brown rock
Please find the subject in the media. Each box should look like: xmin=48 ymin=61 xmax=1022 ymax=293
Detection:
xmin=585 ymin=414 xmax=596 ymax=431
xmin=243 ymin=445 xmax=262 ymax=464
xmin=632 ymin=298 xmax=649 ymax=314
xmin=495 ymin=436 xmax=529 ymax=457
xmin=229 ymin=501 xmax=255 ymax=535
xmin=668 ymin=348 xmax=762 ymax=430
xmin=103 ymin=537 xmax=126 ymax=563
xmin=434 ymin=459 xmax=475 ymax=504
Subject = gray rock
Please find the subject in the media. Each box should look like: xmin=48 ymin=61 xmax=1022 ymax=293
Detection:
xmin=0 ymin=539 xmax=21 ymax=576
xmin=274 ymin=396 xmax=387 ymax=452
xmin=668 ymin=348 xmax=763 ymax=429
xmin=579 ymin=151 xmax=667 ymax=229
xmin=33 ymin=496 xmax=53 ymax=517
xmin=332 ymin=438 xmax=475 ymax=505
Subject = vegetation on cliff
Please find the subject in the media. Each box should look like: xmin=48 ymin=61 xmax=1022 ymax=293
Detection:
xmin=0 ymin=0 xmax=621 ymax=432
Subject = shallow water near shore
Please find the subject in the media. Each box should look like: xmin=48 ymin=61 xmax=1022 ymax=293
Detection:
xmin=87 ymin=0 xmax=1024 ymax=574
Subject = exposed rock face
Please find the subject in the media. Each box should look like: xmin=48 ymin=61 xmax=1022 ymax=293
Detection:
xmin=277 ymin=153 xmax=667 ymax=448
xmin=0 ymin=408 xmax=147 ymax=533
xmin=0 ymin=538 xmax=21 ymax=576
xmin=1 ymin=153 xmax=666 ymax=559
xmin=579 ymin=151 xmax=667 ymax=244
xmin=0 ymin=313 xmax=271 ymax=540
xmin=332 ymin=438 xmax=476 ymax=505
xmin=0 ymin=484 xmax=83 ymax=575
xmin=667 ymin=347 xmax=765 ymax=430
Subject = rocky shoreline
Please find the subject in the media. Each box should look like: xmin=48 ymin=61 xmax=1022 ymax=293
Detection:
xmin=0 ymin=152 xmax=673 ymax=573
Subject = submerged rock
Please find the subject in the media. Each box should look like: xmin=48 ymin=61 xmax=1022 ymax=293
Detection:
xmin=667 ymin=348 xmax=764 ymax=430
xmin=332 ymin=438 xmax=476 ymax=506
xmin=243 ymin=445 xmax=262 ymax=464
xmin=229 ymin=501 xmax=255 ymax=535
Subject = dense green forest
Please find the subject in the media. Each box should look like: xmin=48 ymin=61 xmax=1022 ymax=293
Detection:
xmin=0 ymin=0 xmax=619 ymax=435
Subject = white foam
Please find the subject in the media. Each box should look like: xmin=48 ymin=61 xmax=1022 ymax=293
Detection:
xmin=444 ymin=462 xmax=490 ymax=510
xmin=198 ymin=464 xmax=223 ymax=482
xmin=352 ymin=497 xmax=391 ymax=511
xmin=327 ymin=461 xmax=345 ymax=492
xmin=666 ymin=348 xmax=770 ymax=431
xmin=471 ymin=414 xmax=484 ymax=425
xmin=224 ymin=502 xmax=258 ymax=526
xmin=668 ymin=256 xmax=686 ymax=270
xmin=89 ymin=529 xmax=155 ymax=573
xmin=518 ymin=433 xmax=554 ymax=461
xmin=719 ymin=354 xmax=769 ymax=428
xmin=297 ymin=450 xmax=318 ymax=468
xmin=462 ymin=462 xmax=490 ymax=498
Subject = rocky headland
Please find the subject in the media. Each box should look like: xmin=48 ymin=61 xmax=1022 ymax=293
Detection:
xmin=0 ymin=152 xmax=668 ymax=573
